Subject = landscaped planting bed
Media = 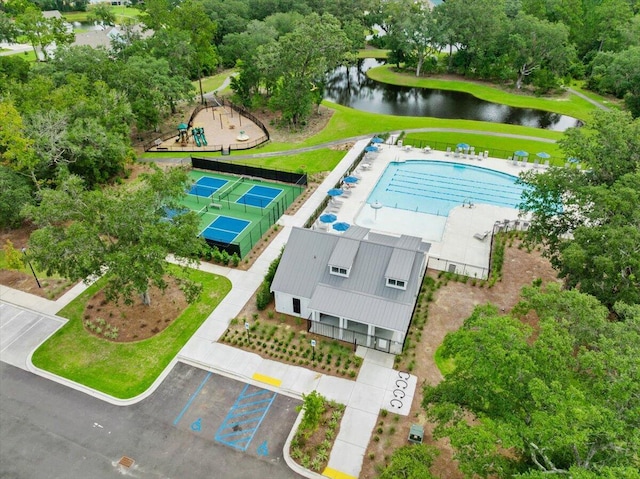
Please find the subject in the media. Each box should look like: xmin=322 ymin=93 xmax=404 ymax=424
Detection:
xmin=289 ymin=391 xmax=346 ymax=473
xmin=220 ymin=314 xmax=363 ymax=378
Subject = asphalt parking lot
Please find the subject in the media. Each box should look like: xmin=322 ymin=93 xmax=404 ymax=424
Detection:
xmin=144 ymin=361 xmax=301 ymax=463
xmin=1 ymin=361 xmax=302 ymax=479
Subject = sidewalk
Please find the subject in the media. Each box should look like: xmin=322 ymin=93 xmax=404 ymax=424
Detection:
xmin=0 ymin=138 xmax=417 ymax=479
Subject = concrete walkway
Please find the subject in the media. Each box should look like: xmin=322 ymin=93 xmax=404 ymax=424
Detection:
xmin=0 ymin=137 xmax=418 ymax=479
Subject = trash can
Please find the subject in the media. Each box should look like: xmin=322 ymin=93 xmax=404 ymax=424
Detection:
xmin=408 ymin=424 xmax=424 ymax=444
xmin=397 ymin=140 xmax=403 ymax=148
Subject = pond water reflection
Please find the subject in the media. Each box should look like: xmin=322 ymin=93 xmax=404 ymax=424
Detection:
xmin=323 ymin=59 xmax=580 ymax=131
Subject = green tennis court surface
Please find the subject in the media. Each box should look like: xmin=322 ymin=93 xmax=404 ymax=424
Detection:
xmin=179 ymin=170 xmax=303 ymax=258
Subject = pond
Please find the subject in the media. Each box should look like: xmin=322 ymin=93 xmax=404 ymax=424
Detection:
xmin=323 ymin=59 xmax=581 ymax=131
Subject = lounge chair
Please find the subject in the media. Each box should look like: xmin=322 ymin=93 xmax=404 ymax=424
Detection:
xmin=543 ymin=159 xmax=550 ymax=168
xmin=533 ymin=158 xmax=540 ymax=168
xmin=445 ymin=147 xmax=451 ymax=156
xmin=473 ymin=231 xmax=490 ymax=241
xmin=484 ymin=150 xmax=489 ymax=158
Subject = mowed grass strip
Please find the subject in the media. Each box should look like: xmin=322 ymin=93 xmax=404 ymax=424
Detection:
xmin=32 ymin=266 xmax=231 ymax=399
xmin=403 ymin=131 xmax=564 ymax=164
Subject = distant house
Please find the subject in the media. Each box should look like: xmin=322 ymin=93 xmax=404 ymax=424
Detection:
xmin=271 ymin=226 xmax=430 ymax=354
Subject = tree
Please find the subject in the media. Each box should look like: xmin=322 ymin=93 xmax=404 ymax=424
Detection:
xmin=590 ymin=47 xmax=640 ymax=118
xmin=518 ymin=111 xmax=640 ymax=308
xmin=22 ymin=167 xmax=205 ymax=306
xmin=0 ymin=166 xmax=33 ymax=228
xmin=0 ymin=11 xmax=19 ymax=43
xmin=261 ymin=12 xmax=350 ymax=127
xmin=384 ymin=0 xmax=439 ymax=77
xmin=0 ymin=99 xmax=39 ymax=188
xmin=508 ymin=13 xmax=574 ymax=89
xmin=423 ymin=285 xmax=640 ymax=477
xmin=15 ymin=7 xmax=74 ymax=61
xmin=87 ymin=3 xmax=116 ymax=26
xmin=379 ymin=444 xmax=439 ymax=479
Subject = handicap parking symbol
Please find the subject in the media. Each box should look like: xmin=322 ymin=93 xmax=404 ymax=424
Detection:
xmin=257 ymin=441 xmax=268 ymax=457
xmin=190 ymin=418 xmax=202 ymax=432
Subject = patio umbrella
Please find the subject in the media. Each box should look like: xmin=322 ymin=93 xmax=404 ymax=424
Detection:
xmin=371 ymin=200 xmax=383 ymax=220
xmin=332 ymin=222 xmax=350 ymax=232
xmin=327 ymin=188 xmax=344 ymax=197
xmin=343 ymin=175 xmax=358 ymax=184
xmin=178 ymin=123 xmax=188 ymax=130
xmin=319 ymin=213 xmax=337 ymax=224
xmin=514 ymin=150 xmax=529 ymax=157
xmin=457 ymin=142 xmax=470 ymax=150
xmin=371 ymin=136 xmax=384 ymax=144
xmin=364 ymin=145 xmax=379 ymax=153
xmin=536 ymin=152 xmax=551 ymax=159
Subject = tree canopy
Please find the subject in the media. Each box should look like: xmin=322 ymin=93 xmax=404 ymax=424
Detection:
xmin=423 ymin=284 xmax=640 ymax=478
xmin=22 ymin=167 xmax=205 ymax=305
xmin=518 ymin=110 xmax=640 ymax=309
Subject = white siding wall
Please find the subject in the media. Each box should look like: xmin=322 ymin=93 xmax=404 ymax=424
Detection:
xmin=273 ymin=291 xmax=312 ymax=318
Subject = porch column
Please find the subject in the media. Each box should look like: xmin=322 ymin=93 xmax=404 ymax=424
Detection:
xmin=367 ymin=324 xmax=375 ymax=347
xmin=339 ymin=317 xmax=346 ymax=340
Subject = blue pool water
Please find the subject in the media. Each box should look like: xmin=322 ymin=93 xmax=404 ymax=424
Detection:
xmin=367 ymin=160 xmax=525 ymax=216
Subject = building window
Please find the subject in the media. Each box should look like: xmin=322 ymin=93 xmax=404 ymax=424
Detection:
xmin=330 ymin=266 xmax=349 ymax=277
xmin=293 ymin=298 xmax=301 ymax=314
xmin=387 ymin=278 xmax=407 ymax=290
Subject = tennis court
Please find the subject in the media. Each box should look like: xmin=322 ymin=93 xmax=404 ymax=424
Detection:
xmin=201 ymin=216 xmax=250 ymax=244
xmin=236 ymin=185 xmax=283 ymax=208
xmin=189 ymin=177 xmax=228 ymax=198
xmin=177 ymin=170 xmax=304 ymax=258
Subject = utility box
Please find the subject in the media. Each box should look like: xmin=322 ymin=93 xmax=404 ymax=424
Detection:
xmin=408 ymin=424 xmax=424 ymax=444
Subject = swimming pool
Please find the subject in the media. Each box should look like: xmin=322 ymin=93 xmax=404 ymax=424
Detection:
xmin=366 ymin=160 xmax=525 ymax=216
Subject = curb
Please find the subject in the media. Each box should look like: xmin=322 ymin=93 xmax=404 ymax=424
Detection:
xmin=283 ymin=410 xmax=327 ymax=479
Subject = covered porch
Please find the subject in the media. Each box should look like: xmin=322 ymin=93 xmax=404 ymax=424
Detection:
xmin=307 ymin=311 xmax=404 ymax=354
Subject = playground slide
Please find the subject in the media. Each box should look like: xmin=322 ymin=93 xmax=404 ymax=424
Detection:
xmin=193 ymin=131 xmax=201 ymax=147
xmin=200 ymin=132 xmax=207 ymax=146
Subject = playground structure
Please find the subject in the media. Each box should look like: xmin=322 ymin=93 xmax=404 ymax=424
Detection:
xmin=192 ymin=126 xmax=208 ymax=147
xmin=176 ymin=123 xmax=208 ymax=147
xmin=146 ymin=98 xmax=269 ymax=153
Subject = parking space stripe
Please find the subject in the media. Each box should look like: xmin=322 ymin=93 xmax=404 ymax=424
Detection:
xmin=173 ymin=371 xmax=212 ymax=426
xmin=252 ymin=372 xmax=282 ymax=387
xmin=215 ymin=384 xmax=277 ymax=451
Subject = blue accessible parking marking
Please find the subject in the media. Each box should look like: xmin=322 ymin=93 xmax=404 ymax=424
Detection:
xmin=214 ymin=384 xmax=277 ymax=452
xmin=173 ymin=371 xmax=212 ymax=426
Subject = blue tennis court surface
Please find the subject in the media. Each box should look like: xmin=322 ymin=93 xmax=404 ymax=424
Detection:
xmin=215 ymin=384 xmax=277 ymax=451
xmin=237 ymin=185 xmax=282 ymax=208
xmin=202 ymin=216 xmax=250 ymax=244
xmin=189 ymin=177 xmax=228 ymax=197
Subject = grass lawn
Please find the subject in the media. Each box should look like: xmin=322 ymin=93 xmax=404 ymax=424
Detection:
xmin=142 ymin=148 xmax=347 ymax=174
xmin=367 ymin=64 xmax=597 ymax=121
xmin=32 ymin=267 xmax=231 ymax=399
xmin=358 ymin=48 xmax=389 ymax=59
xmin=403 ymin=131 xmax=564 ymax=164
xmin=63 ymin=6 xmax=142 ymax=24
xmin=194 ymin=69 xmax=236 ymax=95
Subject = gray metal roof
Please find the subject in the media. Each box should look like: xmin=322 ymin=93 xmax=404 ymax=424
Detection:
xmin=343 ymin=225 xmax=369 ymax=240
xmin=308 ymin=285 xmax=414 ymax=332
xmin=328 ymin=237 xmax=360 ymax=270
xmin=271 ymin=227 xmax=428 ymax=332
xmin=385 ymin=248 xmax=415 ymax=281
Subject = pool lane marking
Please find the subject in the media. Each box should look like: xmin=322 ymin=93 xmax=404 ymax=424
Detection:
xmin=323 ymin=467 xmax=358 ymax=479
xmin=173 ymin=371 xmax=212 ymax=426
xmin=252 ymin=372 xmax=282 ymax=387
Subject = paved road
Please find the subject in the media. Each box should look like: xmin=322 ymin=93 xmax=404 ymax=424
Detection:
xmin=0 ymin=362 xmax=302 ymax=479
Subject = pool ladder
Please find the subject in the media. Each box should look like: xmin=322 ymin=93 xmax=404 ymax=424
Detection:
xmin=462 ymin=198 xmax=474 ymax=208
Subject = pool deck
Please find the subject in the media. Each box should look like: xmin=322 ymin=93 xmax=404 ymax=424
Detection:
xmin=317 ymin=145 xmax=533 ymax=278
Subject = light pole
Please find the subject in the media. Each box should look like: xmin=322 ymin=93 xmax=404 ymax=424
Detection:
xmin=311 ymin=339 xmax=316 ymax=361
xmin=21 ymin=248 xmax=41 ymax=288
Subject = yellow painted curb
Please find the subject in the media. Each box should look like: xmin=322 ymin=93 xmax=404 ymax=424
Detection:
xmin=322 ymin=467 xmax=357 ymax=479
xmin=252 ymin=372 xmax=282 ymax=387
